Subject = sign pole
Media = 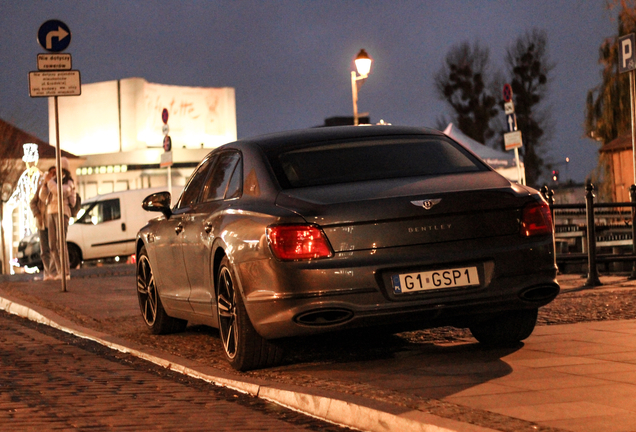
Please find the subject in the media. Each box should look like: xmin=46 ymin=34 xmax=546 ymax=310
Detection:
xmin=502 ymin=83 xmax=525 ymax=185
xmin=54 ymin=96 xmax=68 ymax=292
xmin=160 ymin=108 xmax=173 ymax=203
xmin=30 ymin=19 xmax=79 ymax=291
xmin=630 ymin=68 xmax=636 ymax=281
xmin=514 ymin=147 xmax=522 ymax=184
xmin=167 ymin=165 xmax=172 ymax=202
xmin=617 ymin=34 xmax=636 ymax=279
xmin=631 ymin=70 xmax=636 ymax=186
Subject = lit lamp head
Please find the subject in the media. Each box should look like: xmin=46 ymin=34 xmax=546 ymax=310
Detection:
xmin=354 ymin=49 xmax=372 ymax=77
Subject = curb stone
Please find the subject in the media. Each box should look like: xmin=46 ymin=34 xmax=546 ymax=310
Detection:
xmin=0 ymin=293 xmax=482 ymax=432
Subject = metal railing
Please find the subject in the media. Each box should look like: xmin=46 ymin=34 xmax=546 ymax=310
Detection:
xmin=540 ymin=184 xmax=636 ymax=287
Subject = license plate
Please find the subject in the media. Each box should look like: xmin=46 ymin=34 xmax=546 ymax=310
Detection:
xmin=392 ymin=266 xmax=479 ymax=294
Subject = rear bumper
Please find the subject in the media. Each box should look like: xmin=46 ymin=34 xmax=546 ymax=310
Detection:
xmin=237 ymin=234 xmax=558 ymax=339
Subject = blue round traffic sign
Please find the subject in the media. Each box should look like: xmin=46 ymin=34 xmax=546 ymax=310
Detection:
xmin=37 ymin=20 xmax=71 ymax=52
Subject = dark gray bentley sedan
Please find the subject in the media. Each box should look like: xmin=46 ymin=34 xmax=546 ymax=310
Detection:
xmin=136 ymin=125 xmax=559 ymax=371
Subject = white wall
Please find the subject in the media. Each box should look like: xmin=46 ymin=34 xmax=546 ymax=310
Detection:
xmin=49 ymin=78 xmax=237 ymax=156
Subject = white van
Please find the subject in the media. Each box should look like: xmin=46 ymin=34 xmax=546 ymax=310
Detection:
xmin=67 ymin=187 xmax=182 ymax=267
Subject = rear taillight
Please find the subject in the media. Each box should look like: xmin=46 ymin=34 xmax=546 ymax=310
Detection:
xmin=520 ymin=201 xmax=553 ymax=237
xmin=267 ymin=225 xmax=333 ymax=260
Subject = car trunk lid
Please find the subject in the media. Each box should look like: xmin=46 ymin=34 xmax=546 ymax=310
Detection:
xmin=275 ymin=171 xmax=533 ymax=252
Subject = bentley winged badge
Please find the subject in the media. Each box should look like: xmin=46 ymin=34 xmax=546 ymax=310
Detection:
xmin=411 ymin=199 xmax=442 ymax=210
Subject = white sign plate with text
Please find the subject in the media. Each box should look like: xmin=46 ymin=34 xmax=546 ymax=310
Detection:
xmin=37 ymin=53 xmax=72 ymax=70
xmin=29 ymin=70 xmax=81 ymax=97
xmin=504 ymin=130 xmax=523 ymax=151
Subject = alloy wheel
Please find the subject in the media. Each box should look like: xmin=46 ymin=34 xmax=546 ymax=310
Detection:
xmin=217 ymin=266 xmax=238 ymax=359
xmin=137 ymin=255 xmax=158 ymax=326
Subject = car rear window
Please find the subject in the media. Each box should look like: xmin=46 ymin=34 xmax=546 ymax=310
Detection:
xmin=269 ymin=137 xmax=488 ymax=189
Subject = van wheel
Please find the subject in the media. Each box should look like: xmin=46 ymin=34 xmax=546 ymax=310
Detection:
xmin=67 ymin=243 xmax=82 ymax=269
xmin=137 ymin=246 xmax=187 ymax=335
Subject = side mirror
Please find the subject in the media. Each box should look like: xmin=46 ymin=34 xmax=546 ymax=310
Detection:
xmin=142 ymin=192 xmax=172 ymax=218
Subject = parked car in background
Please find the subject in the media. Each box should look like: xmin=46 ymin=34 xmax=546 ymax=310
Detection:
xmin=135 ymin=125 xmax=559 ymax=371
xmin=17 ymin=187 xmax=182 ymax=269
xmin=16 ymin=232 xmax=43 ymax=269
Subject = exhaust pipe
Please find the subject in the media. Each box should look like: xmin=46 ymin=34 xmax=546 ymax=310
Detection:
xmin=519 ymin=284 xmax=560 ymax=302
xmin=295 ymin=308 xmax=354 ymax=326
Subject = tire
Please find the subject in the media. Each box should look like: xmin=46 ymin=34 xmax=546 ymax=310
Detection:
xmin=469 ymin=308 xmax=538 ymax=346
xmin=216 ymin=255 xmax=283 ymax=371
xmin=67 ymin=243 xmax=82 ymax=269
xmin=137 ymin=246 xmax=187 ymax=335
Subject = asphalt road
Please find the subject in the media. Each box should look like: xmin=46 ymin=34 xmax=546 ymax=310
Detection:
xmin=0 ymin=310 xmax=348 ymax=431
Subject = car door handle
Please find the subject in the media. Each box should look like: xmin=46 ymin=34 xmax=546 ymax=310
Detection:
xmin=204 ymin=222 xmax=212 ymax=234
xmin=121 ymin=223 xmax=126 ymax=232
xmin=175 ymin=223 xmax=184 ymax=235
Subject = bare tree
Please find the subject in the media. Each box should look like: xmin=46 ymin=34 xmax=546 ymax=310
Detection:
xmin=0 ymin=120 xmax=27 ymax=193
xmin=505 ymin=29 xmax=554 ymax=188
xmin=435 ymin=41 xmax=501 ymax=146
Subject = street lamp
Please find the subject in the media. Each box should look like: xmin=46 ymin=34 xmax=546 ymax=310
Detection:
xmin=351 ymin=49 xmax=372 ymax=126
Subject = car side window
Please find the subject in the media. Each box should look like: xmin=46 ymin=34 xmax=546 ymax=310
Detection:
xmin=177 ymin=155 xmax=216 ymax=209
xmin=225 ymin=157 xmax=242 ymax=200
xmin=76 ymin=199 xmax=120 ymax=225
xmin=201 ymin=152 xmax=241 ymax=202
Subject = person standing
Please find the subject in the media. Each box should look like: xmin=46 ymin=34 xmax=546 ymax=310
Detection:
xmin=39 ymin=158 xmax=76 ymax=280
xmin=29 ymin=171 xmax=54 ymax=280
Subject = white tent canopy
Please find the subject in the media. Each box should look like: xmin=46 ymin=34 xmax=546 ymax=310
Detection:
xmin=443 ymin=123 xmax=525 ymax=184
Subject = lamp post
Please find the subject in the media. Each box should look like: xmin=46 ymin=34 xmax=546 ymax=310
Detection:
xmin=351 ymin=49 xmax=372 ymax=126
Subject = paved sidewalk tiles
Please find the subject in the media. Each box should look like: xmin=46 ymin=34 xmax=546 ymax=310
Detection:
xmin=3 ymin=270 xmax=636 ymax=431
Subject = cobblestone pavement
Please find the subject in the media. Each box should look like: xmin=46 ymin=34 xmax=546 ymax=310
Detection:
xmin=3 ymin=270 xmax=636 ymax=432
xmin=0 ymin=310 xmax=348 ymax=432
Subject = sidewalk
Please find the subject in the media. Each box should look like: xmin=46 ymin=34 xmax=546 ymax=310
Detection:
xmin=2 ymin=266 xmax=636 ymax=432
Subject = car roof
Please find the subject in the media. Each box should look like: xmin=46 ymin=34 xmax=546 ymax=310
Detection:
xmin=225 ymin=125 xmax=445 ymax=152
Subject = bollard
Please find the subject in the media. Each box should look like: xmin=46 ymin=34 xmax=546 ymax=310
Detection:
xmin=630 ymin=185 xmax=636 ymax=280
xmin=585 ymin=183 xmax=602 ymax=287
xmin=540 ymin=185 xmax=555 ymax=224
xmin=547 ymin=187 xmax=555 ymax=229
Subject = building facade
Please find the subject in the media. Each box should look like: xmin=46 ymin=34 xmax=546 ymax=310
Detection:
xmin=599 ymin=134 xmax=633 ymax=202
xmin=2 ymin=78 xmax=237 ymax=273
xmin=50 ymin=77 xmax=237 ymax=198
